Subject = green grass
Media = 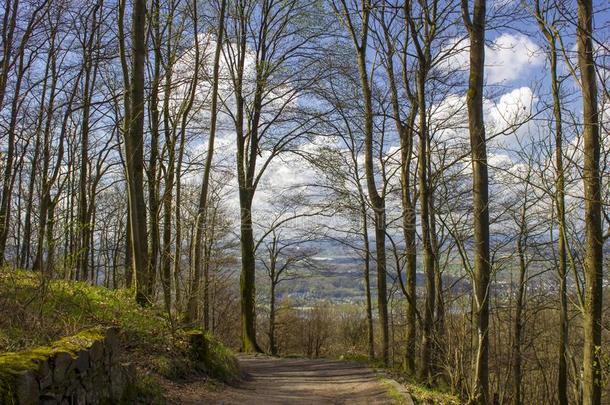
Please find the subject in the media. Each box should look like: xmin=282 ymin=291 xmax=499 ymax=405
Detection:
xmin=0 ymin=267 xmax=240 ymax=400
xmin=371 ymin=363 xmax=460 ymax=405
xmin=403 ymin=382 xmax=460 ymax=404
xmin=377 ymin=373 xmax=461 ymax=405
xmin=0 ymin=268 xmax=169 ymax=353
xmin=384 ymin=371 xmax=461 ymax=405
xmin=200 ymin=331 xmax=241 ymax=381
xmin=0 ymin=327 xmax=107 ymax=403
xmin=378 ymin=376 xmax=412 ymax=404
xmin=0 ymin=328 xmax=105 ymax=373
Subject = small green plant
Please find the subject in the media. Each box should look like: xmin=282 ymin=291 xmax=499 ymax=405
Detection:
xmin=0 ymin=268 xmax=241 ymax=401
xmin=378 ymin=377 xmax=411 ymax=404
xmin=120 ymin=373 xmax=165 ymax=404
xmin=183 ymin=329 xmax=240 ymax=382
xmin=0 ymin=328 xmax=106 ymax=403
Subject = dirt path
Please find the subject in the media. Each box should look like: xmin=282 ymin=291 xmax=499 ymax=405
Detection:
xmin=169 ymin=355 xmax=409 ymax=404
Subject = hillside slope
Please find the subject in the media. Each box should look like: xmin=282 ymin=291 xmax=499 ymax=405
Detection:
xmin=0 ymin=268 xmax=239 ymax=402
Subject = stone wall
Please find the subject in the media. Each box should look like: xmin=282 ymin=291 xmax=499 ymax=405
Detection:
xmin=0 ymin=327 xmax=127 ymax=404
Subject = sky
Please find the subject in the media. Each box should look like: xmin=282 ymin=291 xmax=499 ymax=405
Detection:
xmin=178 ymin=0 xmax=610 ymax=251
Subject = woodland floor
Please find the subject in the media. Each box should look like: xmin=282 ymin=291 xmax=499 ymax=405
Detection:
xmin=164 ymin=354 xmax=412 ymax=404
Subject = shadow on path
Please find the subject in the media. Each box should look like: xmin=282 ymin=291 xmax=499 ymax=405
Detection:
xmin=174 ymin=355 xmax=397 ymax=404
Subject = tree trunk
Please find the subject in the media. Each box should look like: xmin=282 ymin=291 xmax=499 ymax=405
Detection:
xmin=577 ymin=0 xmax=602 ymax=403
xmin=512 ymin=205 xmax=528 ymax=405
xmin=77 ymin=2 xmax=102 ymax=281
xmin=233 ymin=5 xmax=262 ymax=351
xmin=32 ymin=47 xmax=63 ymax=274
xmin=161 ymin=158 xmax=174 ymax=316
xmin=0 ymin=47 xmax=26 ymax=265
xmin=125 ymin=0 xmax=150 ymax=306
xmin=354 ymin=22 xmax=389 ymax=367
xmin=189 ymin=0 xmax=225 ymax=326
xmin=157 ymin=0 xmax=176 ymax=318
xmin=124 ymin=203 xmax=133 ymax=288
xmin=430 ymin=189 xmax=445 ymax=373
xmin=20 ymin=73 xmax=47 ymax=268
xmin=361 ymin=204 xmax=375 ymax=361
xmin=533 ymin=12 xmax=569 ymax=400
xmin=77 ymin=59 xmax=92 ymax=281
xmin=173 ymin=119 xmax=186 ymax=313
xmin=45 ymin=199 xmax=57 ymax=276
xmin=148 ymin=0 xmax=162 ymax=306
xmin=383 ymin=25 xmax=417 ymax=371
xmin=269 ymin=279 xmax=277 ymax=355
xmin=553 ymin=42 xmax=569 ymax=405
xmin=463 ymin=0 xmax=490 ymax=402
xmin=417 ymin=64 xmax=436 ymax=385
xmin=239 ymin=191 xmax=262 ymax=352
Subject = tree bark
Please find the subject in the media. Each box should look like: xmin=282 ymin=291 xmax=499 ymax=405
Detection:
xmin=462 ymin=0 xmax=490 ymax=402
xmin=148 ymin=0 xmax=162 ymax=304
xmin=533 ymin=6 xmax=569 ymax=399
xmin=416 ymin=61 xmax=436 ymax=385
xmin=124 ymin=0 xmax=150 ymax=306
xmin=77 ymin=2 xmax=101 ymax=281
xmin=361 ymin=203 xmax=375 ymax=361
xmin=577 ymin=1 xmax=602 ymax=403
xmin=351 ymin=0 xmax=389 ymax=365
xmin=239 ymin=191 xmax=262 ymax=352
xmin=189 ymin=0 xmax=226 ymax=326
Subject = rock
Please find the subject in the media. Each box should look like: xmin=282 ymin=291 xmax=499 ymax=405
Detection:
xmin=105 ymin=328 xmax=119 ymax=352
xmin=189 ymin=332 xmax=208 ymax=362
xmin=110 ymin=365 xmax=129 ymax=398
xmin=88 ymin=340 xmax=104 ymax=365
xmin=15 ymin=370 xmax=39 ymax=405
xmin=52 ymin=351 xmax=74 ymax=383
xmin=73 ymin=350 xmax=89 ymax=375
xmin=40 ymin=393 xmax=60 ymax=404
xmin=37 ymin=360 xmax=53 ymax=391
xmin=4 ymin=328 xmax=127 ymax=404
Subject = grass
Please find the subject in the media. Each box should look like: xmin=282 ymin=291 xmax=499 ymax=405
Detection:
xmin=378 ymin=376 xmax=412 ymax=404
xmin=0 ymin=328 xmax=105 ymax=372
xmin=198 ymin=331 xmax=241 ymax=381
xmin=0 ymin=267 xmax=240 ymax=401
xmin=382 ymin=370 xmax=461 ymax=405
xmin=0 ymin=268 xmax=168 ymax=353
xmin=403 ymin=382 xmax=461 ymax=404
xmin=376 ymin=373 xmax=461 ymax=405
xmin=333 ymin=350 xmax=460 ymax=404
xmin=0 ymin=328 xmax=107 ymax=403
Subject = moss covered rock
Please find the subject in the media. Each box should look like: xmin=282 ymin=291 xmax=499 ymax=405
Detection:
xmin=0 ymin=327 xmax=125 ymax=404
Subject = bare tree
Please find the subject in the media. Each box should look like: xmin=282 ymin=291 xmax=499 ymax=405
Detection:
xmin=462 ymin=0 xmax=490 ymax=402
xmin=222 ymin=0 xmax=326 ymax=352
xmin=333 ymin=0 xmax=390 ymax=366
xmin=576 ymin=0 xmax=603 ymax=403
xmin=119 ymin=0 xmax=150 ymax=305
xmin=374 ymin=0 xmax=419 ymax=373
xmin=258 ymin=229 xmax=317 ymax=355
xmin=188 ymin=0 xmax=227 ymax=326
xmin=532 ymin=2 xmax=570 ymax=403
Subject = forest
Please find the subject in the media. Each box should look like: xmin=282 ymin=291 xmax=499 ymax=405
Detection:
xmin=0 ymin=0 xmax=609 ymax=404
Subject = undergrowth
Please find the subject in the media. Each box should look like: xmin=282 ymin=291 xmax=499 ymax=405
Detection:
xmin=0 ymin=267 xmax=240 ymax=401
xmin=383 ymin=368 xmax=461 ymax=405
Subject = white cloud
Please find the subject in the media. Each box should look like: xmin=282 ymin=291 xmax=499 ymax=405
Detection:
xmin=430 ymin=86 xmax=536 ymax=149
xmin=491 ymin=87 xmax=535 ymax=122
xmin=441 ymin=33 xmax=544 ymax=84
xmin=487 ymin=34 xmax=543 ymax=83
xmin=488 ymin=86 xmax=536 ymax=148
